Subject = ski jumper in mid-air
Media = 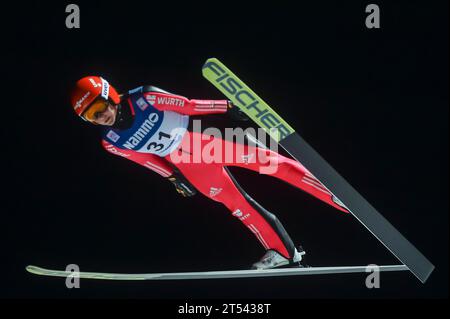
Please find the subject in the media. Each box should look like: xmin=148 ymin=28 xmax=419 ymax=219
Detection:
xmin=70 ymin=76 xmax=348 ymax=269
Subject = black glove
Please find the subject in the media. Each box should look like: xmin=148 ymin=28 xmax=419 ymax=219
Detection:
xmin=227 ymin=101 xmax=249 ymax=121
xmin=168 ymin=172 xmax=197 ymax=197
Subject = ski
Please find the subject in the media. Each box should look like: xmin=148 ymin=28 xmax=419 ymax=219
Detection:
xmin=26 ymin=265 xmax=408 ymax=281
xmin=202 ymin=57 xmax=434 ymax=283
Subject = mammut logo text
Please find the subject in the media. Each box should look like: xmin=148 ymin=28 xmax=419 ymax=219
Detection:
xmin=123 ymin=113 xmax=160 ymax=149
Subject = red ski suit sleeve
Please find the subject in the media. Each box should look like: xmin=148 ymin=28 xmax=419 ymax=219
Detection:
xmin=142 ymin=91 xmax=229 ymax=115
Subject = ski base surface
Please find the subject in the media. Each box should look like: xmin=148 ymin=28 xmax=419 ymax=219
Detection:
xmin=26 ymin=265 xmax=408 ymax=281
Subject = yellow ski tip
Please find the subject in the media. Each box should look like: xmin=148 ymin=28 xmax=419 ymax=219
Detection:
xmin=26 ymin=265 xmax=41 ymax=274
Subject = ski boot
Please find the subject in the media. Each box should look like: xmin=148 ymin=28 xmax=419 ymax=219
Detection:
xmin=251 ymin=246 xmax=307 ymax=270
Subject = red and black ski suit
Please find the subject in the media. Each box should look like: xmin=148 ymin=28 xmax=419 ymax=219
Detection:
xmin=102 ymin=86 xmax=347 ymax=260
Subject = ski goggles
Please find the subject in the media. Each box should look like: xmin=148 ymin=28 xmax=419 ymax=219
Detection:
xmin=82 ymin=98 xmax=110 ymax=122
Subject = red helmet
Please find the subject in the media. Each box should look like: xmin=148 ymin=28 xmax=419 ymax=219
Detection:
xmin=70 ymin=76 xmax=120 ymax=118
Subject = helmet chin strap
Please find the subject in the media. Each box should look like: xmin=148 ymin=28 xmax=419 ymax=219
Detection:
xmin=110 ymin=103 xmax=121 ymax=126
xmin=111 ymin=102 xmax=134 ymax=129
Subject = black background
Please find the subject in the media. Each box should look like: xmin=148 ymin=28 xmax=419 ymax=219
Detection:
xmin=2 ymin=0 xmax=448 ymax=301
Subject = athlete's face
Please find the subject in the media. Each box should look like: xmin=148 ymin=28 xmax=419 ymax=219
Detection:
xmin=91 ymin=103 xmax=118 ymax=126
xmin=82 ymin=100 xmax=118 ymax=126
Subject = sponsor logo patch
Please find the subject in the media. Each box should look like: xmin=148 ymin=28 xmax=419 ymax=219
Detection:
xmin=232 ymin=209 xmax=243 ymax=217
xmin=105 ymin=145 xmax=129 ymax=157
xmin=106 ymin=130 xmax=120 ymax=143
xmin=74 ymin=91 xmax=91 ymax=110
xmin=156 ymin=96 xmax=185 ymax=107
xmin=232 ymin=209 xmax=250 ymax=221
xmin=89 ymin=78 xmax=101 ymax=88
xmin=100 ymin=78 xmax=110 ymax=99
xmin=145 ymin=94 xmax=156 ymax=105
xmin=209 ymin=187 xmax=222 ymax=197
xmin=136 ymin=97 xmax=148 ymax=111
